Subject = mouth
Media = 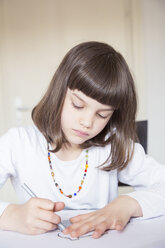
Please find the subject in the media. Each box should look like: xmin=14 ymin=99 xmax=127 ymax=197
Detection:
xmin=73 ymin=129 xmax=89 ymax=137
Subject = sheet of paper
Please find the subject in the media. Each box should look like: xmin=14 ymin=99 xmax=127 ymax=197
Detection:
xmin=56 ymin=209 xmax=97 ymax=240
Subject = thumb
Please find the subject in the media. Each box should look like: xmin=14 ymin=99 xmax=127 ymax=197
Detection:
xmin=54 ymin=202 xmax=65 ymax=212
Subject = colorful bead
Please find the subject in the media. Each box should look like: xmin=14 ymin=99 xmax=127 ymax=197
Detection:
xmin=47 ymin=145 xmax=88 ymax=199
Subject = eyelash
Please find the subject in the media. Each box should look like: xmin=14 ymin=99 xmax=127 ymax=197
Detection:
xmin=72 ymin=102 xmax=83 ymax=109
xmin=72 ymin=102 xmax=108 ymax=119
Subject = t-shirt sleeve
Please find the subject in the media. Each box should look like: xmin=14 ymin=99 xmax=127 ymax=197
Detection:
xmin=0 ymin=129 xmax=17 ymax=216
xmin=118 ymin=143 xmax=165 ymax=220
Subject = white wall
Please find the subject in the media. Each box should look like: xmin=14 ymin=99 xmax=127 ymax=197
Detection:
xmin=0 ymin=0 xmax=145 ymax=135
xmin=142 ymin=0 xmax=165 ymax=163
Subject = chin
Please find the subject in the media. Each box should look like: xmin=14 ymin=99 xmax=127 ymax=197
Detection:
xmin=69 ymin=138 xmax=87 ymax=146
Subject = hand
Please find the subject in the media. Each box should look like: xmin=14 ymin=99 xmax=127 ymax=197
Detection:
xmin=0 ymin=198 xmax=65 ymax=235
xmin=63 ymin=195 xmax=143 ymax=239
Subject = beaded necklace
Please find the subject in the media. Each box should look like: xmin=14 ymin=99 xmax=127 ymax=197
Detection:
xmin=47 ymin=144 xmax=89 ymax=198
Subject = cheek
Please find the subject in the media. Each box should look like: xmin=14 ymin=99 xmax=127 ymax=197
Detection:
xmin=61 ymin=106 xmax=69 ymax=126
xmin=61 ymin=110 xmax=71 ymax=126
xmin=94 ymin=119 xmax=109 ymax=134
xmin=61 ymin=104 xmax=76 ymax=127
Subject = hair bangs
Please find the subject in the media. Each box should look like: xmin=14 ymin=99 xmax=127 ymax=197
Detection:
xmin=67 ymin=56 xmax=124 ymax=110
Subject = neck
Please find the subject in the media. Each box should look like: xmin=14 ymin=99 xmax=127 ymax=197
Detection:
xmin=52 ymin=144 xmax=83 ymax=161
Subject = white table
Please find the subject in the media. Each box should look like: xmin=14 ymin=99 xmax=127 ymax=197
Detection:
xmin=1 ymin=210 xmax=165 ymax=248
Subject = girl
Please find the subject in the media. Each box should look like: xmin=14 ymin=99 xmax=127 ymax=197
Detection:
xmin=0 ymin=41 xmax=165 ymax=239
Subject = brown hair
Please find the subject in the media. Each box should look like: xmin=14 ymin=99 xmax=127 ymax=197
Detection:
xmin=32 ymin=41 xmax=138 ymax=171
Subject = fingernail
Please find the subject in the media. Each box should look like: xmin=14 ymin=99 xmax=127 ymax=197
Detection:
xmin=71 ymin=232 xmax=77 ymax=237
xmin=116 ymin=224 xmax=122 ymax=230
xmin=63 ymin=229 xmax=68 ymax=234
xmin=93 ymin=231 xmax=98 ymax=238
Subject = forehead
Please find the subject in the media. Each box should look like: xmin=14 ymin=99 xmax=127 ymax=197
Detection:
xmin=67 ymin=88 xmax=114 ymax=111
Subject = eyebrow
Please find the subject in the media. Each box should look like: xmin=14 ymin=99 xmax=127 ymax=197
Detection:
xmin=72 ymin=92 xmax=114 ymax=111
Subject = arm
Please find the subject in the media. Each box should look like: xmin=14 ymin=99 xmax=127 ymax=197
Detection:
xmin=0 ymin=129 xmax=17 ymax=217
xmin=0 ymin=129 xmax=65 ymax=234
xmin=0 ymin=199 xmax=64 ymax=234
xmin=118 ymin=143 xmax=165 ymax=219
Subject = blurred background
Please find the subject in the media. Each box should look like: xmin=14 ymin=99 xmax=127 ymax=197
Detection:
xmin=0 ymin=0 xmax=165 ymax=202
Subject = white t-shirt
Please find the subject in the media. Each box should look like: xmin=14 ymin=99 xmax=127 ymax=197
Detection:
xmin=0 ymin=125 xmax=165 ymax=220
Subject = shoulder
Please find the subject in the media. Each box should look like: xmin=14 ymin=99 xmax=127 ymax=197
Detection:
xmin=0 ymin=125 xmax=46 ymax=148
xmin=132 ymin=142 xmax=146 ymax=162
xmin=119 ymin=142 xmax=147 ymax=176
xmin=89 ymin=144 xmax=111 ymax=167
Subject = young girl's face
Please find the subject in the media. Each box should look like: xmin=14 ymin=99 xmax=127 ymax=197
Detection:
xmin=61 ymin=88 xmax=114 ymax=149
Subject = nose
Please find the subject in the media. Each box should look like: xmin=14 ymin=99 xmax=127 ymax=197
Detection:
xmin=80 ymin=113 xmax=94 ymax=129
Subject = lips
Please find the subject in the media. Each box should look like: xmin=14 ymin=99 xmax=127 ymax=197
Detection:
xmin=73 ymin=129 xmax=89 ymax=137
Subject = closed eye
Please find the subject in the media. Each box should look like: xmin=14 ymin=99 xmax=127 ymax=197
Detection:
xmin=72 ymin=101 xmax=111 ymax=119
xmin=72 ymin=102 xmax=83 ymax=109
xmin=97 ymin=113 xmax=109 ymax=119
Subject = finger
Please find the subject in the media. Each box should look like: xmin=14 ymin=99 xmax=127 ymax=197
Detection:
xmin=70 ymin=223 xmax=94 ymax=238
xmin=54 ymin=202 xmax=65 ymax=212
xmin=115 ymin=222 xmax=125 ymax=231
xmin=29 ymin=198 xmax=55 ymax=211
xmin=25 ymin=227 xmax=47 ymax=235
xmin=66 ymin=214 xmax=105 ymax=235
xmin=64 ymin=218 xmax=96 ymax=237
xmin=92 ymin=222 xmax=107 ymax=239
xmin=34 ymin=219 xmax=57 ymax=232
xmin=31 ymin=228 xmax=47 ymax=235
xmin=37 ymin=209 xmax=61 ymax=224
xmin=70 ymin=212 xmax=92 ymax=223
xmin=110 ymin=219 xmax=125 ymax=231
